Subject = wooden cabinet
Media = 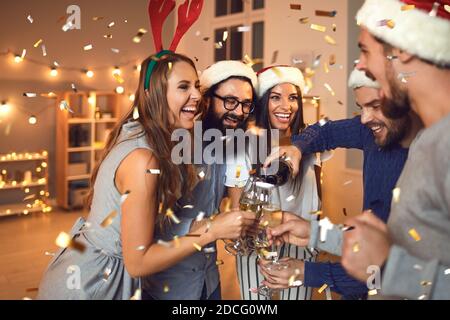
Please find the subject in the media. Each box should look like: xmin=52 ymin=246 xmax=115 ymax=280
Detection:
xmin=56 ymin=92 xmax=120 ymax=209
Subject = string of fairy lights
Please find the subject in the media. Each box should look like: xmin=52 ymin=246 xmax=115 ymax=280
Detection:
xmin=0 ymin=49 xmax=141 ymax=125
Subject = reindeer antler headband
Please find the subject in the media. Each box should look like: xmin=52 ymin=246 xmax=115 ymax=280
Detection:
xmin=144 ymin=0 xmax=204 ymax=90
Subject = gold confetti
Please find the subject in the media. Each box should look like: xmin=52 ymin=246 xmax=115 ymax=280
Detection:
xmin=101 ymin=210 xmax=118 ymax=228
xmin=315 ymin=10 xmax=337 ymax=17
xmin=401 ymin=4 xmax=415 ymax=11
xmin=318 ymin=283 xmax=328 ymax=294
xmin=163 ymin=284 xmax=170 ymax=293
xmin=55 ymin=232 xmax=85 ymax=252
xmin=33 ymin=39 xmax=43 ymax=48
xmin=378 ymin=19 xmax=395 ymax=29
xmin=324 ymin=35 xmax=337 ymax=45
xmin=235 ymin=166 xmax=241 ymax=179
xmin=368 ymin=289 xmax=378 ymax=296
xmin=216 ymin=260 xmax=224 ymax=266
xmin=92 ymin=16 xmax=104 ymax=21
xmin=324 ymin=62 xmax=330 ymax=73
xmin=214 ymin=41 xmax=223 ymax=49
xmin=299 ymin=17 xmax=309 ymax=24
xmin=108 ymin=21 xmax=115 ymax=28
xmin=103 ymin=267 xmax=112 ymax=281
xmin=222 ymin=31 xmax=228 ymax=42
xmin=166 ymin=208 xmax=180 ymax=224
xmin=133 ymin=28 xmax=148 ymax=43
xmin=392 ymin=187 xmax=401 ymax=203
xmin=198 ymin=170 xmax=206 ymax=179
xmin=193 ymin=243 xmax=202 ymax=251
xmin=113 ymin=73 xmax=125 ymax=84
xmin=147 ymin=169 xmax=161 ymax=174
xmin=290 ymin=4 xmax=302 ymax=10
xmin=168 ymin=62 xmax=173 ymax=71
xmin=27 ymin=15 xmax=33 ymax=23
xmin=332 ymin=24 xmax=337 ymax=32
xmin=352 ymin=242 xmax=360 ymax=253
xmin=420 ymin=281 xmax=432 ymax=286
xmin=310 ymin=24 xmax=326 ymax=32
xmin=104 ymin=34 xmax=113 ymax=39
xmin=83 ymin=44 xmax=93 ymax=51
xmin=132 ymin=106 xmax=139 ymax=120
xmin=130 ymin=289 xmax=141 ymax=300
xmin=288 ymin=275 xmax=296 ymax=287
xmin=408 ymin=228 xmax=421 ymax=242
xmin=23 ymin=194 xmax=36 ymax=201
xmin=286 ymin=195 xmax=295 ymax=202
xmin=324 ymin=83 xmax=336 ymax=96
xmin=310 ymin=210 xmax=323 ymax=216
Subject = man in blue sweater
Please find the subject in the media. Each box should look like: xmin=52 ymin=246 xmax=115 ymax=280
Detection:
xmin=259 ymin=69 xmax=422 ymax=299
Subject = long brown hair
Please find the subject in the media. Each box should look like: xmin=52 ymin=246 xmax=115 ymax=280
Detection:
xmin=87 ymin=52 xmax=199 ymax=213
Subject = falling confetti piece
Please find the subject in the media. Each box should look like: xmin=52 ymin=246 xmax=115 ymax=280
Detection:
xmin=324 ymin=35 xmax=337 ymax=45
xmin=445 ymin=5 xmax=450 ymax=13
xmin=166 ymin=209 xmax=180 ymax=224
xmin=24 ymin=92 xmax=37 ymax=98
xmin=315 ymin=10 xmax=337 ymax=17
xmin=444 ymin=269 xmax=450 ymax=275
xmin=132 ymin=106 xmax=139 ymax=120
xmin=25 ymin=288 xmax=39 ymax=292
xmin=59 ymin=100 xmax=74 ymax=113
xmin=23 ymin=194 xmax=36 ymax=201
xmin=157 ymin=240 xmax=171 ymax=248
xmin=71 ymin=83 xmax=77 ymax=92
xmin=420 ymin=281 xmax=432 ymax=286
xmin=103 ymin=267 xmax=112 ymax=281
xmin=352 ymin=242 xmax=360 ymax=253
xmin=203 ymin=37 xmax=210 ymax=41
xmin=397 ymin=71 xmax=417 ymax=83
xmin=193 ymin=243 xmax=202 ymax=251
xmin=343 ymin=180 xmax=352 ymax=186
xmin=44 ymin=251 xmax=55 ymax=256
xmin=318 ymin=283 xmax=328 ymax=294
xmin=429 ymin=2 xmax=440 ymax=16
xmin=237 ymin=25 xmax=251 ymax=32
xmin=215 ymin=260 xmax=224 ymax=266
xmin=62 ymin=21 xmax=73 ymax=32
xmin=324 ymin=62 xmax=330 ymax=73
xmin=183 ymin=205 xmax=194 ymax=209
xmin=203 ymin=247 xmax=216 ymax=253
xmin=408 ymin=228 xmax=421 ymax=242
xmin=93 ymin=16 xmax=104 ymax=21
xmin=343 ymin=208 xmax=348 ymax=216
xmin=195 ymin=211 xmax=205 ymax=221
xmin=299 ymin=17 xmax=309 ymax=24
xmin=222 ymin=31 xmax=229 ymax=42
xmin=413 ymin=264 xmax=423 ymax=270
xmin=312 ymin=54 xmax=322 ymax=69
xmin=311 ymin=24 xmax=327 ymax=32
xmin=392 ymin=187 xmax=401 ymax=203
xmin=286 ymin=195 xmax=295 ymax=202
xmin=147 ymin=169 xmax=161 ymax=174
xmin=33 ymin=39 xmax=43 ymax=48
xmin=214 ymin=41 xmax=223 ymax=49
xmin=324 ymin=83 xmax=336 ymax=96
xmin=378 ymin=19 xmax=395 ymax=29
xmin=163 ymin=284 xmax=170 ymax=293
xmin=198 ymin=171 xmax=206 ymax=179
xmin=332 ymin=24 xmax=337 ymax=32
xmin=290 ymin=4 xmax=302 ymax=10
xmin=136 ymin=245 xmax=146 ymax=251
xmin=133 ymin=28 xmax=148 ymax=43
xmin=104 ymin=34 xmax=113 ymax=39
xmin=418 ymin=294 xmax=427 ymax=300
xmin=120 ymin=190 xmax=130 ymax=205
xmin=27 ymin=15 xmax=34 ymax=23
xmin=108 ymin=21 xmax=115 ymax=28
xmin=401 ymin=4 xmax=415 ymax=11
xmin=173 ymin=236 xmax=180 ymax=248
xmin=111 ymin=48 xmax=120 ymax=53
xmin=101 ymin=211 xmax=118 ymax=228
xmin=83 ymin=44 xmax=93 ymax=51
xmin=235 ymin=166 xmax=241 ymax=179
xmin=368 ymin=289 xmax=378 ymax=296
xmin=168 ymin=62 xmax=173 ymax=71
xmin=130 ymin=289 xmax=141 ymax=300
xmin=271 ymin=50 xmax=279 ymax=64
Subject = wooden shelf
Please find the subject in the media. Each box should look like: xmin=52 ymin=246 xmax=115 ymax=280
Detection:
xmin=0 ymin=154 xmax=47 ymax=163
xmin=0 ymin=180 xmax=47 ymax=190
xmin=0 ymin=203 xmax=48 ymax=217
xmin=67 ymin=174 xmax=91 ymax=181
xmin=56 ymin=91 xmax=120 ymax=209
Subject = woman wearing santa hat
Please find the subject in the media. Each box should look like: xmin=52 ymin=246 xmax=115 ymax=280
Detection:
xmin=226 ymin=65 xmax=321 ymax=300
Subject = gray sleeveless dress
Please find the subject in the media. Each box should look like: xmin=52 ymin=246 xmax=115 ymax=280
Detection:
xmin=37 ymin=121 xmax=151 ymax=300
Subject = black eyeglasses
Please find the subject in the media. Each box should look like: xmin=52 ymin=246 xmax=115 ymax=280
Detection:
xmin=213 ymin=94 xmax=254 ymax=114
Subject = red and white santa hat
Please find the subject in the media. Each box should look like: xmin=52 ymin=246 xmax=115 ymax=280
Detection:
xmin=200 ymin=60 xmax=257 ymax=91
xmin=257 ymin=65 xmax=305 ymax=98
xmin=356 ymin=0 xmax=450 ymax=66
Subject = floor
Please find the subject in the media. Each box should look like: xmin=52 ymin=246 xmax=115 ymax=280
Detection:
xmin=0 ymin=210 xmax=336 ymax=300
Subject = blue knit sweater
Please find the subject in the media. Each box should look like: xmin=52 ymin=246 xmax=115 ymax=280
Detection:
xmin=291 ymin=116 xmax=409 ymax=299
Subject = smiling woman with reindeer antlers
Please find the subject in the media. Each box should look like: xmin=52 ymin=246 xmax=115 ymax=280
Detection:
xmin=37 ymin=0 xmax=253 ymax=300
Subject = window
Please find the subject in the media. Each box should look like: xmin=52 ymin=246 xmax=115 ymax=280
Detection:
xmin=213 ymin=0 xmax=265 ymax=70
xmin=253 ymin=0 xmax=265 ymax=10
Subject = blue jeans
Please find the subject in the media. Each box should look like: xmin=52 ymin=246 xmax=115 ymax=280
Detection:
xmin=201 ymin=283 xmax=222 ymax=300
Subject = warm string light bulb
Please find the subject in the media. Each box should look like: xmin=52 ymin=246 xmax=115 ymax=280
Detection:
xmin=85 ymin=70 xmax=94 ymax=78
xmin=0 ymin=101 xmax=10 ymax=115
xmin=28 ymin=115 xmax=37 ymax=125
xmin=112 ymin=67 xmax=121 ymax=76
xmin=128 ymin=94 xmax=135 ymax=102
xmin=50 ymin=67 xmax=58 ymax=77
xmin=14 ymin=55 xmax=23 ymax=63
xmin=115 ymin=86 xmax=124 ymax=94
